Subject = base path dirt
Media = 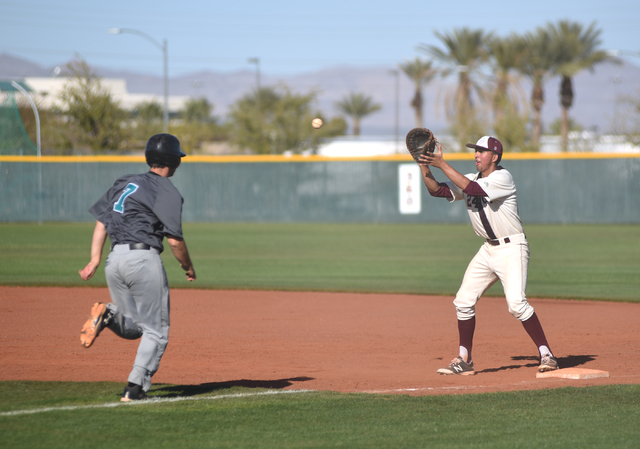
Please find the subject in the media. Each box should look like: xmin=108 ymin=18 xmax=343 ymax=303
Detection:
xmin=1 ymin=286 xmax=639 ymax=396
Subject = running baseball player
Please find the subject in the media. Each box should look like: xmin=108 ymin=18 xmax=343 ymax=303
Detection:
xmin=418 ymin=136 xmax=558 ymax=375
xmin=79 ymin=133 xmax=196 ymax=401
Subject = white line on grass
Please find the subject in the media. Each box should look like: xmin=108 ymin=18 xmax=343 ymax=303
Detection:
xmin=362 ymin=383 xmax=533 ymax=394
xmin=0 ymin=389 xmax=314 ymax=417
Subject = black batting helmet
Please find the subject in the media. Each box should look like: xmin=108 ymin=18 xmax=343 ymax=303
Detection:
xmin=145 ymin=133 xmax=186 ymax=169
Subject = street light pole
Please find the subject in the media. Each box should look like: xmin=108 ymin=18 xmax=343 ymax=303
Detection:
xmin=389 ymin=70 xmax=400 ymax=153
xmin=248 ymin=57 xmax=260 ymax=91
xmin=108 ymin=28 xmax=169 ymax=132
xmin=612 ymin=75 xmax=622 ymax=133
xmin=162 ymin=38 xmax=168 ymax=132
xmin=11 ymin=81 xmax=41 ymax=156
xmin=606 ymin=49 xmax=640 ymax=58
xmin=11 ymin=80 xmax=43 ymax=223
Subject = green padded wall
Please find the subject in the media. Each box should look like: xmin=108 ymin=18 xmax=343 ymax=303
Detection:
xmin=1 ymin=157 xmax=639 ymax=223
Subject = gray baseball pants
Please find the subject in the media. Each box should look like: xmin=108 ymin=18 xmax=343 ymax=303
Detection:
xmin=104 ymin=244 xmax=170 ymax=392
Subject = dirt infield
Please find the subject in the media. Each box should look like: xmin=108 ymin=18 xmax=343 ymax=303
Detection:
xmin=1 ymin=286 xmax=639 ymax=396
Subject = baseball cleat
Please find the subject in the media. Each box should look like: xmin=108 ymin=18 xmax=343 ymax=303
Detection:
xmin=80 ymin=302 xmax=112 ymax=348
xmin=437 ymin=356 xmax=476 ymax=375
xmin=539 ymin=354 xmax=559 ymax=372
xmin=121 ymin=384 xmax=147 ymax=402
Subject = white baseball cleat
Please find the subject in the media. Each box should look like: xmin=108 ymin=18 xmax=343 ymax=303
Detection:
xmin=539 ymin=354 xmax=559 ymax=372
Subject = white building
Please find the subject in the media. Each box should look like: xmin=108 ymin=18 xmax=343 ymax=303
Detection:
xmin=17 ymin=77 xmax=189 ymax=113
xmin=311 ymin=134 xmax=639 ymax=157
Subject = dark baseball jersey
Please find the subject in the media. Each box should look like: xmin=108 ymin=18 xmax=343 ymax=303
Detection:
xmin=89 ymin=172 xmax=184 ymax=252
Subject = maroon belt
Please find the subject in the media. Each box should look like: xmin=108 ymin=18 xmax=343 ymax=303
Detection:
xmin=486 ymin=237 xmax=511 ymax=246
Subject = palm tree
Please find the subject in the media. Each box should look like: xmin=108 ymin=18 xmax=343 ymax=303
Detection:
xmin=419 ymin=27 xmax=492 ymax=147
xmin=487 ymin=34 xmax=528 ymax=122
xmin=516 ymin=27 xmax=558 ymax=150
xmin=487 ymin=34 xmax=531 ymax=151
xmin=398 ymin=57 xmax=439 ymax=127
xmin=334 ymin=92 xmax=381 ymax=136
xmin=547 ymin=20 xmax=610 ymax=151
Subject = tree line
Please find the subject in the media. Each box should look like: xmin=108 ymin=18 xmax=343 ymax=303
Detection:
xmin=13 ymin=19 xmax=638 ymax=155
xmin=15 ymin=57 xmax=358 ymax=155
xmin=401 ymin=20 xmax=616 ymax=152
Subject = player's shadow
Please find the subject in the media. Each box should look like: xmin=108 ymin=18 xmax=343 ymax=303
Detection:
xmin=555 ymin=354 xmax=597 ymax=369
xmin=478 ymin=354 xmax=596 ymax=373
xmin=152 ymin=376 xmax=315 ymax=398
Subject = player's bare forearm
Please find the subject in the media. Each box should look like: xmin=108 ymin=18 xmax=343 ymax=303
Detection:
xmin=418 ymin=163 xmax=441 ymax=193
xmin=420 ymin=146 xmax=470 ymax=191
xmin=79 ymin=220 xmax=108 ymax=281
xmin=167 ymin=237 xmax=196 ymax=281
xmin=437 ymin=161 xmax=470 ymax=191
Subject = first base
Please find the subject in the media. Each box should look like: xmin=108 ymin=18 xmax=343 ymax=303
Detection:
xmin=536 ymin=368 xmax=610 ymax=379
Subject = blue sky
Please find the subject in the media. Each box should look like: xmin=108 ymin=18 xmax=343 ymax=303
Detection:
xmin=1 ymin=0 xmax=639 ymax=76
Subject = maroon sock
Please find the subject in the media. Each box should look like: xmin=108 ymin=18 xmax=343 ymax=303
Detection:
xmin=458 ymin=317 xmax=476 ymax=362
xmin=521 ymin=312 xmax=551 ymax=354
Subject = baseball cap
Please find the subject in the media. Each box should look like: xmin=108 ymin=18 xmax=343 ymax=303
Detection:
xmin=465 ymin=136 xmax=503 ymax=156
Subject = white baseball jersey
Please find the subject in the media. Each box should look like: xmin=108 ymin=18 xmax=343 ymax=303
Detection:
xmin=444 ymin=167 xmax=524 ymax=240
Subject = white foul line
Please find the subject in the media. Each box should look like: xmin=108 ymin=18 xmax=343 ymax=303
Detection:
xmin=0 ymin=389 xmax=314 ymax=417
xmin=362 ymin=382 xmax=533 ymax=394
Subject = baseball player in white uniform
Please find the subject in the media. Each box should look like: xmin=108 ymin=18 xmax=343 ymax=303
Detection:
xmin=418 ymin=136 xmax=559 ymax=375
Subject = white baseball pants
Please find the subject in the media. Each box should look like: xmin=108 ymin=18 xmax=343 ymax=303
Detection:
xmin=453 ymin=233 xmax=534 ymax=322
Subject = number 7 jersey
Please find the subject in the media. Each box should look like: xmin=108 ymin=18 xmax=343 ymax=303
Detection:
xmin=444 ymin=167 xmax=524 ymax=240
xmin=89 ymin=171 xmax=184 ymax=252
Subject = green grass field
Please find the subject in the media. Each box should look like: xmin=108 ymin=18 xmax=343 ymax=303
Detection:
xmin=1 ymin=382 xmax=639 ymax=448
xmin=1 ymin=222 xmax=639 ymax=447
xmin=0 ymin=222 xmax=638 ymax=301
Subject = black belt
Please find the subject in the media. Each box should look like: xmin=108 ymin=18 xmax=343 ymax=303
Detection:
xmin=111 ymin=243 xmax=151 ymax=251
xmin=486 ymin=237 xmax=510 ymax=246
xmin=129 ymin=243 xmax=151 ymax=250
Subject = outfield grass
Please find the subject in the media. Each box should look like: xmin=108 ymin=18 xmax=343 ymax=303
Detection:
xmin=1 ymin=382 xmax=639 ymax=448
xmin=2 ymin=223 xmax=639 ymax=447
xmin=0 ymin=222 xmax=638 ymax=301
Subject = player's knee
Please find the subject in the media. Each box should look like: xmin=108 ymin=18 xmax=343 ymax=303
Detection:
xmin=454 ymin=290 xmax=478 ymax=320
xmin=508 ymin=301 xmax=534 ymax=321
xmin=455 ymin=303 xmax=476 ymax=320
xmin=456 ymin=308 xmax=475 ymax=320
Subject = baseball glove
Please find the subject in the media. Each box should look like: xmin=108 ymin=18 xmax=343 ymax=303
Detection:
xmin=405 ymin=128 xmax=437 ymax=163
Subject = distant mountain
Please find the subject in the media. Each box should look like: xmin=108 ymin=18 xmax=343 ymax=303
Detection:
xmin=0 ymin=52 xmax=51 ymax=77
xmin=1 ymin=52 xmax=639 ymax=136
